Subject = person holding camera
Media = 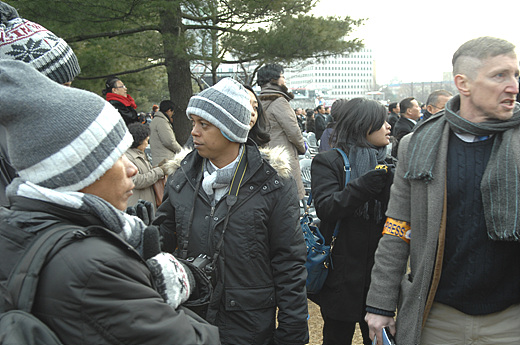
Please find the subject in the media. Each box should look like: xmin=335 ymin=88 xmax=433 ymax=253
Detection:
xmin=154 ymin=78 xmax=309 ymax=345
xmin=0 ymin=60 xmax=219 ymax=344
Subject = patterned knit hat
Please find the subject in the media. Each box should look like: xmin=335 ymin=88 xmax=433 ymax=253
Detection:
xmin=187 ymin=78 xmax=252 ymax=143
xmin=0 ymin=2 xmax=81 ymax=84
xmin=0 ymin=60 xmax=132 ymax=192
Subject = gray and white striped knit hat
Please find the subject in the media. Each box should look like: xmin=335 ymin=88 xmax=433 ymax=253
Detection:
xmin=0 ymin=60 xmax=132 ymax=192
xmin=187 ymin=78 xmax=252 ymax=143
xmin=0 ymin=1 xmax=81 ymax=84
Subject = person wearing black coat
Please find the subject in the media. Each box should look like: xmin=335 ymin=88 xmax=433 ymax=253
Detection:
xmin=391 ymin=97 xmax=421 ymax=158
xmin=0 ymin=61 xmax=220 ymax=344
xmin=103 ymin=76 xmax=140 ymax=126
xmin=154 ymin=78 xmax=309 ymax=345
xmin=315 ymin=105 xmax=327 ymax=141
xmin=311 ymin=98 xmax=394 ymax=345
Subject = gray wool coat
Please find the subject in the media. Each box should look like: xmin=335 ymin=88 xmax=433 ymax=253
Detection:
xmin=366 ymin=125 xmax=450 ymax=345
xmin=149 ymin=111 xmax=182 ymax=166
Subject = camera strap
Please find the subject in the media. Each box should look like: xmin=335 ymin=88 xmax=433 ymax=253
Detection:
xmin=180 ymin=146 xmax=248 ymax=265
xmin=209 ymin=147 xmax=248 ymax=268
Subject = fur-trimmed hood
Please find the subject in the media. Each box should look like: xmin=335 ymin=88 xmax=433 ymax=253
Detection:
xmin=161 ymin=145 xmax=292 ymax=179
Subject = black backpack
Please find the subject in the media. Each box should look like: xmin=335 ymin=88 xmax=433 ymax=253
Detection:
xmin=0 ymin=222 xmax=87 ymax=345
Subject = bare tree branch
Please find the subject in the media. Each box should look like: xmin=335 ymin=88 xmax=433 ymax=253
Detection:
xmin=75 ymin=62 xmax=165 ymax=80
xmin=66 ymin=25 xmax=160 ymax=42
xmin=182 ymin=24 xmax=246 ymax=34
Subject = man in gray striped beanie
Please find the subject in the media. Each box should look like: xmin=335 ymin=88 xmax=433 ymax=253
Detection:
xmin=154 ymin=76 xmax=310 ymax=345
xmin=187 ymin=77 xmax=252 ymax=143
xmin=0 ymin=60 xmax=220 ymax=343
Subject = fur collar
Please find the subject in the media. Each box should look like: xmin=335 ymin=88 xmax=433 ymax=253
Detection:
xmin=161 ymin=145 xmax=292 ymax=179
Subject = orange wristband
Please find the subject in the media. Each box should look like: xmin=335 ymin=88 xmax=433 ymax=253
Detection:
xmin=382 ymin=217 xmax=411 ymax=243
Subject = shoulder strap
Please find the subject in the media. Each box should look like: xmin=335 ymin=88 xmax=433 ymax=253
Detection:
xmin=332 ymin=148 xmax=351 ymax=186
xmin=307 ymin=148 xmax=351 ymax=208
xmin=330 ymin=148 xmax=351 ymax=246
xmin=6 ymin=224 xmax=82 ymax=312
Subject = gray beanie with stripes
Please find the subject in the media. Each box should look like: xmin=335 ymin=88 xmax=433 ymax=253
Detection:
xmin=186 ymin=78 xmax=252 ymax=143
xmin=0 ymin=1 xmax=81 ymax=84
xmin=0 ymin=60 xmax=132 ymax=192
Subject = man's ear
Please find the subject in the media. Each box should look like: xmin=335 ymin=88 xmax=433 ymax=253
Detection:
xmin=455 ymin=74 xmax=471 ymax=96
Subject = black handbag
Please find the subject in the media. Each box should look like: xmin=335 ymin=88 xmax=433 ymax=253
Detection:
xmin=302 ymin=148 xmax=350 ymax=295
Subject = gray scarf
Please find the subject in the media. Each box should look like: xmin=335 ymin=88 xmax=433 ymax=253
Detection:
xmin=7 ymin=178 xmax=147 ymax=254
xmin=348 ymin=144 xmax=387 ymax=180
xmin=405 ymin=95 xmax=520 ymax=241
xmin=201 ymin=146 xmax=243 ymax=204
xmin=347 ymin=144 xmax=387 ymax=221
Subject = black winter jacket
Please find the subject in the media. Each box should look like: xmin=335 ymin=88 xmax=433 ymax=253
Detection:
xmin=311 ymin=149 xmax=393 ymax=322
xmin=154 ymin=142 xmax=309 ymax=345
xmin=0 ymin=197 xmax=220 ymax=345
xmin=109 ymin=99 xmax=139 ymax=126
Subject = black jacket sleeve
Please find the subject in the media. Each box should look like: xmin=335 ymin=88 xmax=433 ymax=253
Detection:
xmin=109 ymin=100 xmax=139 ymax=125
xmin=311 ymin=151 xmax=385 ymax=224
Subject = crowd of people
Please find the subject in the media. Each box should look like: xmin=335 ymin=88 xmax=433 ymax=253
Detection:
xmin=1 ymin=2 xmax=520 ymax=344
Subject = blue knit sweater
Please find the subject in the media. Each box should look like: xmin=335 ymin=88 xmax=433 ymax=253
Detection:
xmin=435 ymin=132 xmax=520 ymax=315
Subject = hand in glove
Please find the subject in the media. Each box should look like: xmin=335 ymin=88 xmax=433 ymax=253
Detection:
xmin=147 ymin=252 xmax=195 ymax=309
xmin=358 ymin=166 xmax=390 ymax=196
xmin=126 ymin=199 xmax=154 ymax=225
xmin=142 ymin=226 xmax=197 ymax=309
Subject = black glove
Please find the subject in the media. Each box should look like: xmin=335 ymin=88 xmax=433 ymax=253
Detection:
xmin=142 ymin=226 xmax=161 ymax=260
xmin=358 ymin=167 xmax=390 ymax=196
xmin=126 ymin=199 xmax=154 ymax=225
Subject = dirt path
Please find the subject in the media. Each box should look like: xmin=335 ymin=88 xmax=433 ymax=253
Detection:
xmin=307 ymin=300 xmax=364 ymax=345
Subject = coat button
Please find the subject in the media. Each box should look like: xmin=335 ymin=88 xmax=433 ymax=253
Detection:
xmin=230 ymin=300 xmax=236 ymax=307
xmin=262 ymin=186 xmax=267 ymax=190
xmin=249 ymin=186 xmax=254 ymax=190
xmin=214 ymin=217 xmax=218 ymax=221
xmin=274 ymin=180 xmax=279 ymax=184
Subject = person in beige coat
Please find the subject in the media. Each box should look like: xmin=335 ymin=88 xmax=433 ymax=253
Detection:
xmin=125 ymin=123 xmax=167 ymax=209
xmin=150 ymin=100 xmax=182 ymax=166
xmin=257 ymin=64 xmax=306 ymax=199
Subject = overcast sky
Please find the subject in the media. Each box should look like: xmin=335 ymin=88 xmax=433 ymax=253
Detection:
xmin=311 ymin=0 xmax=520 ymax=85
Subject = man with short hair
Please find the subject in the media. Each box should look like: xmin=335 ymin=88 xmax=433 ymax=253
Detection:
xmin=315 ymin=104 xmax=327 ymax=142
xmin=417 ymin=89 xmax=453 ymax=125
xmin=391 ymin=97 xmax=421 ymax=157
xmin=149 ymin=100 xmax=182 ymax=166
xmin=365 ymin=36 xmax=520 ymax=344
xmin=387 ymin=102 xmax=400 ymax=135
xmin=154 ymin=78 xmax=309 ymax=345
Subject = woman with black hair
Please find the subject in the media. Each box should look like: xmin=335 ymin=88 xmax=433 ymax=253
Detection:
xmin=243 ymin=84 xmax=270 ymax=147
xmin=310 ymin=98 xmax=394 ymax=345
xmin=125 ymin=123 xmax=167 ymax=209
xmin=103 ymin=76 xmax=139 ymax=126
